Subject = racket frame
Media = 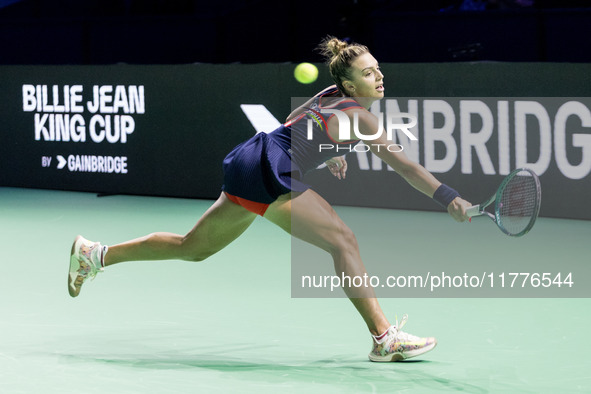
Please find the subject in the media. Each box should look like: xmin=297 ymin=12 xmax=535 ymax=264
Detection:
xmin=466 ymin=168 xmax=541 ymax=237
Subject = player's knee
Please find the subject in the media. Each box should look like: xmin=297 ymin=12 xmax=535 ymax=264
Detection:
xmin=183 ymin=247 xmax=217 ymax=262
xmin=182 ymin=246 xmax=215 ymax=262
xmin=185 ymin=253 xmax=208 ymax=262
xmin=328 ymin=224 xmax=359 ymax=257
xmin=180 ymin=237 xmax=216 ymax=262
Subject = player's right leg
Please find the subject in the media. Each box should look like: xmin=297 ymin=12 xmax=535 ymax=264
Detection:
xmin=68 ymin=192 xmax=257 ymax=297
xmin=264 ymin=189 xmax=437 ymax=362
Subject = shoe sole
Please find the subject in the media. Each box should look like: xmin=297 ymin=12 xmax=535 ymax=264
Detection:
xmin=368 ymin=340 xmax=437 ymax=362
xmin=67 ymin=235 xmax=83 ymax=298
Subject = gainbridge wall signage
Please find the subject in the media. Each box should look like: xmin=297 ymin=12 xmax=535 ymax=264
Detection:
xmin=0 ymin=63 xmax=590 ymax=220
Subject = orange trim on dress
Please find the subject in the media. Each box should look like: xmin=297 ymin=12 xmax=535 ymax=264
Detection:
xmin=224 ymin=192 xmax=270 ymax=216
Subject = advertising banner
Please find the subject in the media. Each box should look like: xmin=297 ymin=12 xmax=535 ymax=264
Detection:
xmin=1 ymin=63 xmax=590 ymax=220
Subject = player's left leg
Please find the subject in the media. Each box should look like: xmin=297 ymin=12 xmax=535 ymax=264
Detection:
xmin=104 ymin=192 xmax=257 ymax=265
xmin=68 ymin=192 xmax=257 ymax=297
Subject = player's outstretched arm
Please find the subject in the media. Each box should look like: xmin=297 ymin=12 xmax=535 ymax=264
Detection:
xmin=372 ymin=141 xmax=470 ymax=222
xmin=353 ymin=110 xmax=471 ymax=222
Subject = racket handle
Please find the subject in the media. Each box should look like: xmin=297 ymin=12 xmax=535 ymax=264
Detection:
xmin=466 ymin=205 xmax=482 ymax=218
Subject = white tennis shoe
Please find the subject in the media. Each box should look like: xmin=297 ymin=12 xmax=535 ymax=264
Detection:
xmin=368 ymin=315 xmax=437 ymax=362
xmin=68 ymin=235 xmax=107 ymax=297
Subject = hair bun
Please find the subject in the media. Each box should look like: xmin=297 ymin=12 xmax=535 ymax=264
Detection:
xmin=318 ymin=36 xmax=349 ymax=59
xmin=326 ymin=37 xmax=348 ymax=56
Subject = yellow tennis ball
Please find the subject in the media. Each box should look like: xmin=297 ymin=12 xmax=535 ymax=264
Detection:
xmin=294 ymin=62 xmax=318 ymax=84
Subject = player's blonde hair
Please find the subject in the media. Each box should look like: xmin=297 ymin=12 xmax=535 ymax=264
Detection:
xmin=318 ymin=36 xmax=369 ymax=96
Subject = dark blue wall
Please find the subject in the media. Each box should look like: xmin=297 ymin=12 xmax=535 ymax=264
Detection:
xmin=1 ymin=1 xmax=590 ymax=64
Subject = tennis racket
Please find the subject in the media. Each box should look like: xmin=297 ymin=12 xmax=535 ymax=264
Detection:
xmin=466 ymin=168 xmax=541 ymax=237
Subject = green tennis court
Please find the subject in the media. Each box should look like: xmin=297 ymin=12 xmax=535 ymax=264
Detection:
xmin=1 ymin=187 xmax=589 ymax=393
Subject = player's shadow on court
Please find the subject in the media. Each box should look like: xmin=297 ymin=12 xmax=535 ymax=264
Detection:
xmin=59 ymin=351 xmax=488 ymax=393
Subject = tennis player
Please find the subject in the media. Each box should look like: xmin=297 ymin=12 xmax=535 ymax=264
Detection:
xmin=68 ymin=36 xmax=471 ymax=362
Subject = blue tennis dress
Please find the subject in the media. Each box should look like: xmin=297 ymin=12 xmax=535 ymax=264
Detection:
xmin=222 ymin=88 xmax=364 ymax=205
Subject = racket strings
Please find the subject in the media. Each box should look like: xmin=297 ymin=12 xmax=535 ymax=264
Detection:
xmin=498 ymin=170 xmax=540 ymax=235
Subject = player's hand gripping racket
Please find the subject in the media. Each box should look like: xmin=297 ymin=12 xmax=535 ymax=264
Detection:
xmin=466 ymin=168 xmax=541 ymax=237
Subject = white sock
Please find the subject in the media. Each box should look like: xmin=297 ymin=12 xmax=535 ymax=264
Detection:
xmin=100 ymin=245 xmax=108 ymax=268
